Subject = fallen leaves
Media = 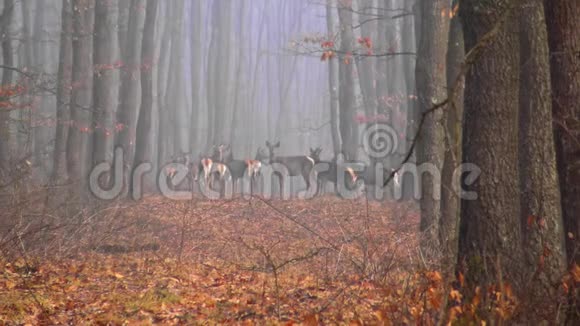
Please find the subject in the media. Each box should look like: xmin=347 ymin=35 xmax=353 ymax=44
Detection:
xmin=0 ymin=195 xmax=561 ymax=324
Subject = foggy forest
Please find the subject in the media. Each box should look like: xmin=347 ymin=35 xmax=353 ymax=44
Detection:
xmin=0 ymin=0 xmax=579 ymax=324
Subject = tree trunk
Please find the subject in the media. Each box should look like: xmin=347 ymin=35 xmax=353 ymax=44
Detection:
xmin=375 ymin=0 xmax=388 ymax=118
xmin=116 ymin=0 xmax=146 ymax=167
xmin=92 ymin=0 xmax=120 ymax=167
xmin=440 ymin=0 xmax=464 ymax=268
xmin=518 ymin=0 xmax=567 ymax=320
xmin=337 ymin=0 xmax=357 ymax=160
xmin=31 ymin=0 xmax=49 ymax=175
xmin=415 ymin=0 xmax=450 ymax=263
xmin=156 ymin=1 xmax=173 ymax=166
xmin=118 ymin=0 xmax=131 ymax=61
xmin=326 ymin=0 xmax=341 ymax=155
xmin=458 ymin=0 xmax=524 ymax=298
xmin=230 ymin=0 xmax=248 ymax=147
xmin=52 ymin=0 xmax=74 ymax=182
xmin=545 ymin=0 xmax=580 ymax=267
xmin=66 ymin=0 xmax=94 ymax=186
xmin=405 ymin=1 xmax=421 ymax=156
xmin=355 ymin=0 xmax=377 ymax=122
xmin=205 ymin=0 xmax=219 ymax=149
xmin=132 ymin=0 xmax=158 ymax=195
xmin=165 ymin=0 xmax=185 ymax=155
xmin=0 ymin=0 xmax=14 ymax=182
xmin=18 ymin=0 xmax=34 ymax=153
xmin=211 ymin=0 xmax=232 ymax=145
xmin=190 ymin=0 xmax=203 ymax=152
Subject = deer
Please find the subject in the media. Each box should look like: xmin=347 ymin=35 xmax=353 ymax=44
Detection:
xmin=164 ymin=152 xmax=193 ymax=191
xmin=215 ymin=144 xmax=269 ymax=194
xmin=265 ymin=141 xmax=316 ymax=196
xmin=309 ymin=148 xmax=358 ymax=196
xmin=192 ymin=146 xmax=230 ymax=196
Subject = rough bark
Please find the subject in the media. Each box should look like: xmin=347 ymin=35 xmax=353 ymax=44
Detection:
xmin=337 ymin=0 xmax=357 ymax=160
xmin=545 ymin=0 xmax=580 ymax=267
xmin=440 ymin=1 xmax=464 ymax=268
xmin=52 ymin=0 xmax=74 ymax=182
xmin=415 ymin=0 xmax=450 ymax=263
xmin=518 ymin=0 xmax=567 ymax=320
xmin=66 ymin=0 xmax=94 ymax=186
xmin=92 ymin=0 xmax=120 ymax=167
xmin=458 ymin=0 xmax=524 ymax=296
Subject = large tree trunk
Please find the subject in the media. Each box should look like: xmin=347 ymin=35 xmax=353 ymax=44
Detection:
xmin=518 ymin=0 xmax=567 ymax=320
xmin=337 ymin=0 xmax=357 ymax=160
xmin=415 ymin=0 xmax=450 ymax=263
xmin=545 ymin=0 xmax=580 ymax=267
xmin=66 ymin=0 xmax=94 ymax=186
xmin=92 ymin=0 xmax=120 ymax=168
xmin=458 ymin=0 xmax=524 ymax=299
xmin=0 ymin=0 xmax=14 ymax=182
xmin=132 ymin=0 xmax=158 ymax=195
xmin=52 ymin=0 xmax=74 ymax=182
xmin=440 ymin=0 xmax=464 ymax=268
xmin=326 ymin=0 xmax=341 ymax=155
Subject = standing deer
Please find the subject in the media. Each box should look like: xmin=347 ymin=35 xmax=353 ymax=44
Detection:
xmin=194 ymin=146 xmax=230 ymax=197
xmin=217 ymin=144 xmax=268 ymax=194
xmin=265 ymin=141 xmax=316 ymax=196
xmin=164 ymin=152 xmax=192 ymax=191
xmin=309 ymin=148 xmax=358 ymax=196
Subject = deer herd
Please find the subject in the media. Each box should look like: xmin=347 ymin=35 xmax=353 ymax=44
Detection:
xmin=164 ymin=141 xmax=402 ymax=199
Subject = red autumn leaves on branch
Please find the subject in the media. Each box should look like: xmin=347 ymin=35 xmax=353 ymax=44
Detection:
xmin=319 ymin=36 xmax=372 ymax=62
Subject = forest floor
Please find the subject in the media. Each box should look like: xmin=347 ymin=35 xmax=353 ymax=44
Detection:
xmin=0 ymin=194 xmax=499 ymax=324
